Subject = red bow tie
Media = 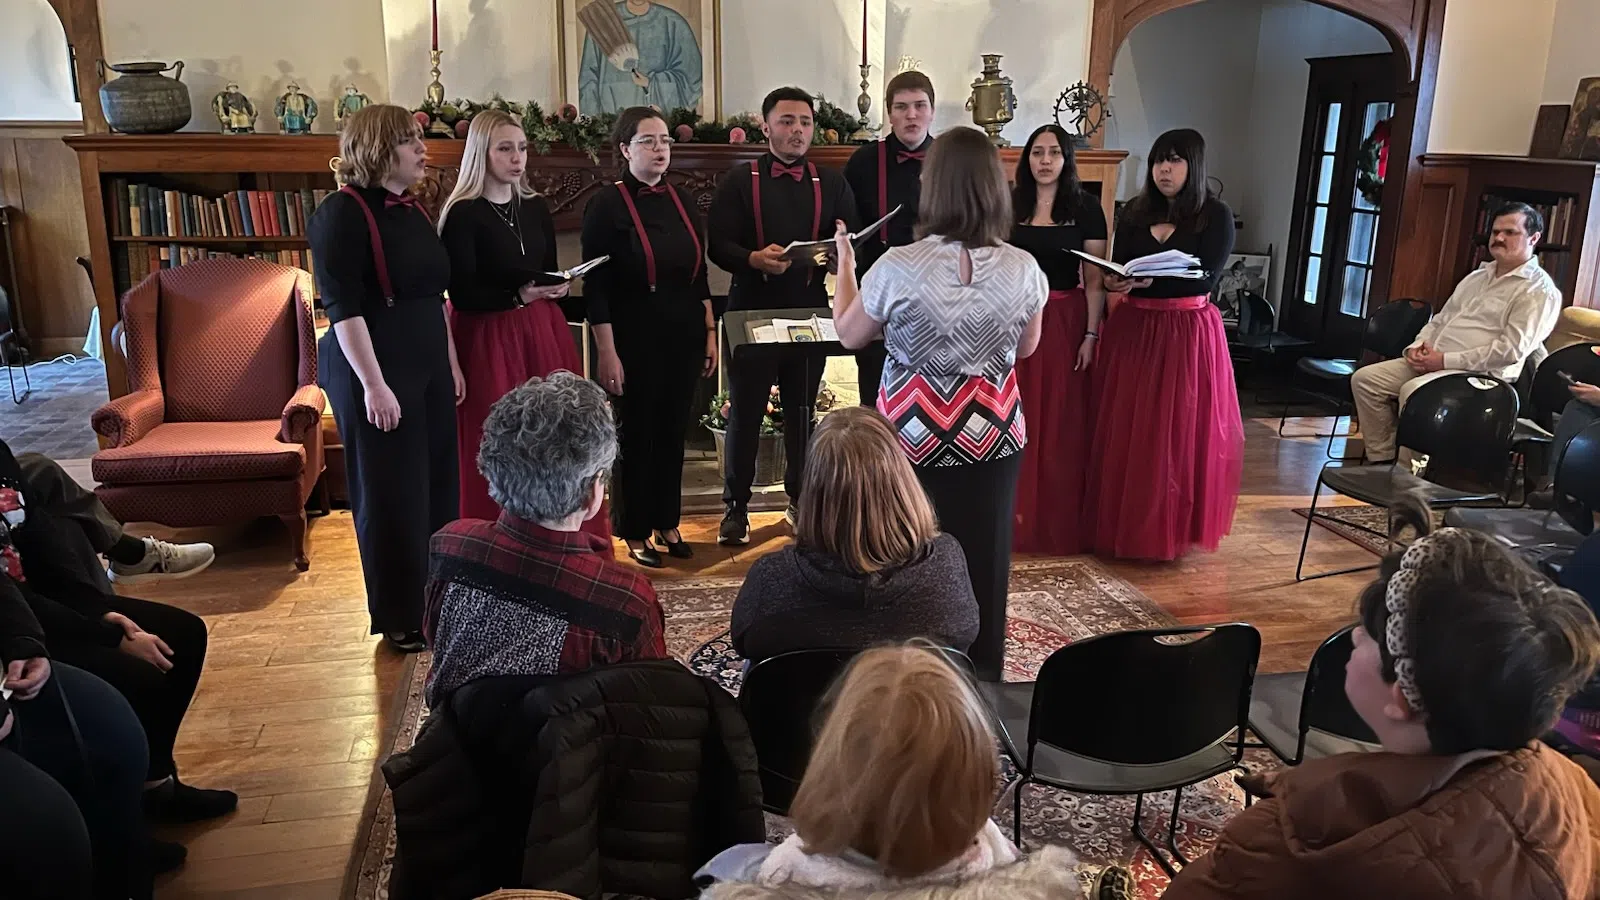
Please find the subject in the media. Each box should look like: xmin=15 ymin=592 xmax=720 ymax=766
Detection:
xmin=770 ymin=162 xmax=805 ymax=181
xmin=638 ymin=183 xmax=669 ymax=196
xmin=385 ymin=192 xmax=425 ymax=213
xmin=897 ymin=150 xmax=925 ymax=163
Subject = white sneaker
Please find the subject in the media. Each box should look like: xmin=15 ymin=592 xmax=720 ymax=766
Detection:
xmin=108 ymin=538 xmax=215 ymax=585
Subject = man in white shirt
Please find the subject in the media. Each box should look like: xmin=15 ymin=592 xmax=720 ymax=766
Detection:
xmin=1351 ymin=202 xmax=1562 ymax=463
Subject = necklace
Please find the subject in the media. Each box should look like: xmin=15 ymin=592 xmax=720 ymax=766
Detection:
xmin=487 ymin=197 xmax=524 ymax=256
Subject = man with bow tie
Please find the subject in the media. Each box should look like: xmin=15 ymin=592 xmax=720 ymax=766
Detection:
xmin=708 ymin=86 xmax=859 ymax=546
xmin=843 ymin=70 xmax=935 ymax=409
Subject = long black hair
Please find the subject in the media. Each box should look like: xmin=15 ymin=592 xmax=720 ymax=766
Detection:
xmin=1124 ymin=128 xmax=1209 ymax=230
xmin=1012 ymin=124 xmax=1088 ymax=225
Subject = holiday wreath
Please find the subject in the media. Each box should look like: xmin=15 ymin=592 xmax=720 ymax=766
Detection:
xmin=1355 ymin=118 xmax=1391 ymax=207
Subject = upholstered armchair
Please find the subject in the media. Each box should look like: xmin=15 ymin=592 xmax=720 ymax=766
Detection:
xmin=91 ymin=258 xmax=325 ymax=570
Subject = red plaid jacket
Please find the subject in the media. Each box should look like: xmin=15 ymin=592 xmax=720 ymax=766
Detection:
xmin=423 ymin=513 xmax=667 ymax=696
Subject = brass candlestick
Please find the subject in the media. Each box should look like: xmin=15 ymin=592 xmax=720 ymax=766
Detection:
xmin=425 ymin=49 xmax=445 ymax=106
xmin=850 ymin=63 xmax=876 ymax=142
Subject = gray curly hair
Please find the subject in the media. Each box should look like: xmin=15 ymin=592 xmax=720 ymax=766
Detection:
xmin=478 ymin=371 xmax=617 ymax=524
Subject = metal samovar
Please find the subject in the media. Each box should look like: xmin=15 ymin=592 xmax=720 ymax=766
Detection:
xmin=966 ymin=54 xmax=1017 ymax=146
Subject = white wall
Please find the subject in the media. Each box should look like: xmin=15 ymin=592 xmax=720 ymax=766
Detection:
xmin=1243 ymin=1 xmax=1389 ymax=306
xmin=1428 ymin=0 xmax=1558 ymax=154
xmin=383 ymin=0 xmax=556 ymax=112
xmin=99 ymin=0 xmax=390 ymax=132
xmin=1542 ymin=0 xmax=1600 ymax=106
xmin=0 ymin=0 xmax=82 ymax=121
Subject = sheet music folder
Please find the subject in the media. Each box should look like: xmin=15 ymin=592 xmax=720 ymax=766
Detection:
xmin=724 ymin=308 xmax=855 ymax=360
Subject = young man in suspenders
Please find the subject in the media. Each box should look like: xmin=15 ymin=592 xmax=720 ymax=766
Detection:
xmin=842 ymin=71 xmax=935 ymax=410
xmin=708 ymin=86 xmax=859 ymax=545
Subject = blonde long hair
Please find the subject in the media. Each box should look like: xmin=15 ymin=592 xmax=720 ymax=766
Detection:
xmin=788 ymin=643 xmax=999 ymax=878
xmin=437 ymin=109 xmax=537 ymax=232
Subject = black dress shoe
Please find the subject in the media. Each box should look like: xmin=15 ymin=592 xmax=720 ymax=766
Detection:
xmin=149 ymin=838 xmax=188 ymax=875
xmin=655 ymin=531 xmax=693 ymax=559
xmin=628 ymin=544 xmax=665 ymax=568
xmin=385 ymin=631 xmax=427 ymax=653
xmin=145 ymin=777 xmax=239 ymax=824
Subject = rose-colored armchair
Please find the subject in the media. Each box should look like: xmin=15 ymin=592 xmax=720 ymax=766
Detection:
xmin=91 ymin=258 xmax=325 ymax=570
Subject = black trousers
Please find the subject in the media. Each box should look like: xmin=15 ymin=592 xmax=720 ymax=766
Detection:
xmin=320 ymin=307 xmax=459 ymax=635
xmin=723 ymin=345 xmax=824 ymax=508
xmin=611 ymin=316 xmax=704 ymax=541
xmin=917 ymin=453 xmax=1023 ymax=681
xmin=4 ymin=664 xmax=152 ymax=900
xmin=17 ymin=452 xmax=124 ymax=558
xmin=855 ymin=341 xmax=888 ymax=409
xmin=9 ymin=504 xmax=208 ymax=782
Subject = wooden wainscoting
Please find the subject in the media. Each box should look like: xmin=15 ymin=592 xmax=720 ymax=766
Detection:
xmin=0 ymin=120 xmax=94 ymax=359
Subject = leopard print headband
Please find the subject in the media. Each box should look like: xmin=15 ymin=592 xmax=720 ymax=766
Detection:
xmin=1383 ymin=527 xmax=1473 ymax=715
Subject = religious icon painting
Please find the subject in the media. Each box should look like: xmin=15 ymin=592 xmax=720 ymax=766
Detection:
xmin=560 ymin=0 xmax=721 ymax=119
xmin=1559 ymin=77 xmax=1600 ymax=162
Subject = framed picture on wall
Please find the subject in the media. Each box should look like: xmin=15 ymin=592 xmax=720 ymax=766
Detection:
xmin=1212 ymin=252 xmax=1271 ymax=326
xmin=559 ymin=0 xmax=722 ymax=119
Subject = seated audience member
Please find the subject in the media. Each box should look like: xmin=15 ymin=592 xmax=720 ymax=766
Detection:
xmin=2 ymin=537 xmax=160 ymax=898
xmin=731 ymin=407 xmax=978 ymax=665
xmin=701 ymin=643 xmax=1082 ymax=896
xmin=1351 ymin=202 xmax=1561 ymax=464
xmin=0 ymin=441 xmax=235 ymax=832
xmin=1531 ymin=384 xmax=1600 ymax=507
xmin=424 ymin=372 xmax=668 ymax=706
xmin=16 ymin=449 xmax=214 ymax=584
xmin=1164 ymin=496 xmax=1600 ymax=900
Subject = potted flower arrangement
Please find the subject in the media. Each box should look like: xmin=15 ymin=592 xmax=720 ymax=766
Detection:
xmin=701 ymin=385 xmax=837 ymax=486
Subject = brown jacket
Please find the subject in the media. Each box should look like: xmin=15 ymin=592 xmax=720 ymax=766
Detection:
xmin=1166 ymin=743 xmax=1600 ymax=900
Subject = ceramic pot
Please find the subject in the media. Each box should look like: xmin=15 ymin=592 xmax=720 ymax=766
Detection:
xmin=98 ymin=61 xmax=192 ymax=134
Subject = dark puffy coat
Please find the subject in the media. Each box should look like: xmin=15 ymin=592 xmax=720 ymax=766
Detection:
xmin=383 ymin=659 xmax=765 ymax=900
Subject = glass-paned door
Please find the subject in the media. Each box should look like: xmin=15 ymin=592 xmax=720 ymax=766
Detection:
xmin=1338 ymin=101 xmax=1395 ymax=316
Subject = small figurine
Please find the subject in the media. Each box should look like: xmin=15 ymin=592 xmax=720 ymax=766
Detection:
xmin=211 ymin=82 xmax=257 ymax=134
xmin=274 ymin=81 xmax=318 ymax=135
xmin=335 ymin=85 xmax=371 ymax=131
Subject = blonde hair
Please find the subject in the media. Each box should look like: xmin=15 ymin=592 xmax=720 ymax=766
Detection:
xmin=438 ymin=109 xmax=537 ymax=232
xmin=796 ymin=407 xmax=939 ymax=574
xmin=916 ymin=126 xmax=1014 ymax=247
xmin=336 ymin=104 xmax=423 ymax=188
xmin=789 ymin=643 xmax=999 ymax=878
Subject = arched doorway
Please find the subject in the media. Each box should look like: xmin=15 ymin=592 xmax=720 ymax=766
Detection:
xmin=41 ymin=0 xmax=107 ymax=131
xmin=1088 ymin=0 xmax=1447 ymax=319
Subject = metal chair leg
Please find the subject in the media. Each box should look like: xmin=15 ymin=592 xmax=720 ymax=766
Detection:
xmin=1166 ymin=785 xmax=1190 ymax=868
xmin=6 ymin=356 xmax=29 ymax=405
xmin=1296 ymin=473 xmax=1381 ymax=582
xmin=1012 ymin=778 xmax=1026 ymax=849
xmin=1131 ymin=792 xmax=1179 ymax=878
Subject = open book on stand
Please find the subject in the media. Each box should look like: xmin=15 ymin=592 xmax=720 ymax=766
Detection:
xmin=527 ymin=255 xmax=611 ymax=286
xmin=746 ymin=314 xmax=840 ymax=345
xmin=1070 ymin=248 xmax=1206 ymax=280
xmin=780 ymin=206 xmax=904 ymax=266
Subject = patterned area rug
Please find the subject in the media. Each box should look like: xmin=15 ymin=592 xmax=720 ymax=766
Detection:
xmin=1294 ymin=504 xmax=1447 ymax=557
xmin=344 ymin=557 xmax=1276 ymax=900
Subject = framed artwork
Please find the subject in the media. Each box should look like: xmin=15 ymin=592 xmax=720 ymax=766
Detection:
xmin=1531 ymin=104 xmax=1572 ymax=159
xmin=1559 ymin=77 xmax=1600 ymax=161
xmin=559 ymin=0 xmax=721 ymax=119
xmin=1213 ymin=252 xmax=1271 ymax=325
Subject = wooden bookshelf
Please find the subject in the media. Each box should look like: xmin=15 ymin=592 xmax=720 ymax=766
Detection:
xmin=67 ymin=133 xmax=1126 ymax=398
xmin=1393 ymin=154 xmax=1600 ymax=310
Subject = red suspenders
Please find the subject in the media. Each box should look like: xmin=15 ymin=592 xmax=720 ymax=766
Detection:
xmin=338 ymin=185 xmax=397 ymax=305
xmin=751 ymin=160 xmax=823 ymax=284
xmin=877 ymin=139 xmax=890 ymax=242
xmin=614 ymin=181 xmax=703 ymax=292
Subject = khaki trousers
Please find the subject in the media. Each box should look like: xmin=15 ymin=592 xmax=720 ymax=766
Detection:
xmin=1349 ymin=358 xmax=1465 ymax=461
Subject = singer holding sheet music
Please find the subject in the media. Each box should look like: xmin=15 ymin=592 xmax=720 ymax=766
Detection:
xmin=439 ymin=110 xmax=609 ymax=539
xmin=1007 ymin=124 xmax=1107 ymax=557
xmin=1084 ymin=128 xmax=1243 ymax=561
xmin=708 ymin=87 xmax=858 ymax=546
xmin=583 ymin=107 xmax=714 ymax=567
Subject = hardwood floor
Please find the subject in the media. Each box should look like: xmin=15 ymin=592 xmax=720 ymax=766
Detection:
xmin=110 ymin=414 xmax=1376 ymax=897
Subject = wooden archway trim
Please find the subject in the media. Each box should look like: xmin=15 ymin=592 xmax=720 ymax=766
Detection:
xmin=44 ymin=0 xmax=108 ymax=132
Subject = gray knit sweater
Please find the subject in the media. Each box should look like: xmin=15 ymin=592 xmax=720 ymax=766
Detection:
xmin=730 ymin=534 xmax=979 ymax=664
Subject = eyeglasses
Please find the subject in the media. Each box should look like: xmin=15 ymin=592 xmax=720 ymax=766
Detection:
xmin=630 ymin=136 xmax=675 ymax=149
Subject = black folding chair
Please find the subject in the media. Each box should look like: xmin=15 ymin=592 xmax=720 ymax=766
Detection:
xmin=1445 ymin=419 xmax=1600 ymax=562
xmin=1246 ymin=625 xmax=1379 ymax=766
xmin=0 ymin=285 xmax=30 ymax=404
xmin=739 ymin=645 xmax=975 ymax=815
xmin=1297 ymin=373 xmax=1520 ymax=581
xmin=1277 ymin=299 xmax=1431 ymax=458
xmin=979 ymin=624 xmax=1260 ymax=876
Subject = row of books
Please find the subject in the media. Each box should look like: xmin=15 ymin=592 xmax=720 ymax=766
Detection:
xmin=116 ymin=245 xmax=316 ymax=290
xmin=110 ymin=180 xmax=331 ymax=239
xmin=1474 ymin=193 xmax=1582 ymax=246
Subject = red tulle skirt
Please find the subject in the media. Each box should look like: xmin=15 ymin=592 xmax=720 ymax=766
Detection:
xmin=1013 ymin=289 xmax=1093 ymax=556
xmin=450 ymin=301 xmax=611 ymax=542
xmin=1083 ymin=296 xmax=1243 ymax=560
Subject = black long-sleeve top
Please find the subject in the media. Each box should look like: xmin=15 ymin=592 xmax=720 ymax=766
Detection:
xmin=1008 ymin=193 xmax=1109 ymax=292
xmin=307 ymin=185 xmax=451 ymax=324
xmin=1112 ymin=196 xmax=1235 ymax=298
xmin=843 ymin=133 xmax=926 ymax=276
xmin=708 ymin=153 xmax=859 ymax=311
xmin=581 ymin=171 xmax=711 ymax=327
xmin=440 ymin=195 xmax=559 ymax=312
